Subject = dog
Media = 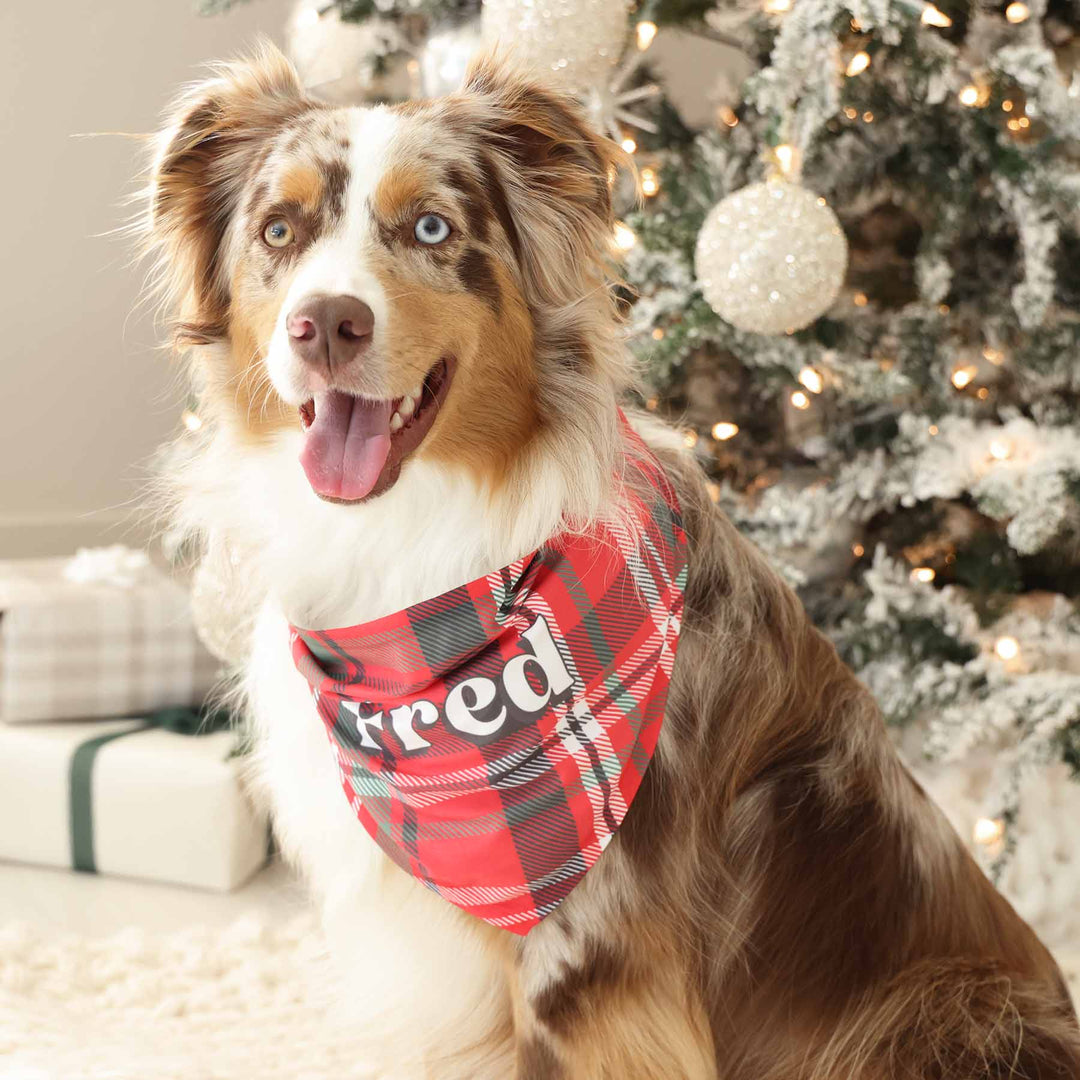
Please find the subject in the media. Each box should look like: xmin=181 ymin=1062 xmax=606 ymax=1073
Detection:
xmin=143 ymin=41 xmax=1080 ymax=1078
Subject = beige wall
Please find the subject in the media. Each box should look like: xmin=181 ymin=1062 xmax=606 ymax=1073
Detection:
xmin=0 ymin=0 xmax=293 ymax=556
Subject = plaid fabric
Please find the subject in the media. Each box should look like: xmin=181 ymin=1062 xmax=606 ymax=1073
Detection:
xmin=291 ymin=422 xmax=688 ymax=935
xmin=0 ymin=558 xmax=219 ymax=724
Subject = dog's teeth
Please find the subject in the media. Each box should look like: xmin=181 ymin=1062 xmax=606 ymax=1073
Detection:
xmin=389 ymin=412 xmax=404 ymax=433
xmin=411 ymin=383 xmax=423 ymax=401
xmin=400 ymin=395 xmax=416 ymax=418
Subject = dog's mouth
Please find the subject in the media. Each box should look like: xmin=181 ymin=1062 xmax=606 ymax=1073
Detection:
xmin=298 ymin=357 xmax=454 ymax=503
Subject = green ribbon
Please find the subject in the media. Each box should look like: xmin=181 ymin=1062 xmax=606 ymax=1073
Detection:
xmin=68 ymin=706 xmax=232 ymax=874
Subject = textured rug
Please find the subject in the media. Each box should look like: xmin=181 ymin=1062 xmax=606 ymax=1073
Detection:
xmin=0 ymin=913 xmax=1076 ymax=1079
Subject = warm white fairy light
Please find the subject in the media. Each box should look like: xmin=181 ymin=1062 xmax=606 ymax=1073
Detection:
xmin=790 ymin=390 xmax=811 ymax=410
xmin=296 ymin=5 xmax=321 ymax=29
xmin=989 ymin=439 xmax=1012 ymax=461
xmin=1005 ymin=1 xmax=1029 ymax=22
xmin=982 ymin=345 xmax=1005 ymax=363
xmin=763 ymin=0 xmax=793 ymax=12
xmin=995 ymin=636 xmax=1020 ymax=661
xmin=635 ymin=20 xmax=658 ymax=50
xmin=613 ymin=222 xmax=636 ymax=251
xmin=854 ymin=292 xmax=869 ymax=307
xmin=640 ymin=167 xmax=660 ymax=197
xmin=683 ymin=429 xmax=699 ymax=448
xmin=798 ymin=367 xmax=824 ymax=394
xmin=620 ymin=136 xmax=637 ymax=154
xmin=181 ymin=409 xmax=203 ymax=433
xmin=846 ymin=51 xmax=871 ymax=77
xmin=958 ymin=84 xmax=981 ymax=107
xmin=951 ymin=366 xmax=977 ymax=389
xmin=973 ymin=817 xmax=1005 ymax=845
xmin=911 ymin=566 xmax=936 ymax=583
xmin=774 ymin=143 xmax=798 ymax=176
xmin=921 ymin=3 xmax=953 ymax=26
xmin=718 ymin=105 xmax=739 ymax=128
xmin=852 ymin=542 xmax=865 ymax=557
xmin=712 ymin=421 xmax=740 ymax=441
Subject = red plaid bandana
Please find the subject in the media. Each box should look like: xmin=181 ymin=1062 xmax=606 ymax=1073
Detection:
xmin=290 ymin=423 xmax=687 ymax=935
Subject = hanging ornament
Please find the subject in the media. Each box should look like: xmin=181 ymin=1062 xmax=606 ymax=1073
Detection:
xmin=695 ymin=176 xmax=848 ymax=335
xmin=287 ymin=1 xmax=411 ymax=103
xmin=419 ymin=20 xmax=485 ymax=96
xmin=482 ymin=0 xmax=628 ymax=92
xmin=189 ymin=537 xmax=259 ymax=667
xmin=481 ymin=0 xmax=659 ymax=138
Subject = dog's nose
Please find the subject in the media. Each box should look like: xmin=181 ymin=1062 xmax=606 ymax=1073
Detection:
xmin=286 ymin=294 xmax=375 ymax=374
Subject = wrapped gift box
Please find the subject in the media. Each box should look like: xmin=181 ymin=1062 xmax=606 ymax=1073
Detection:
xmin=0 ymin=717 xmax=268 ymax=891
xmin=0 ymin=549 xmax=220 ymax=723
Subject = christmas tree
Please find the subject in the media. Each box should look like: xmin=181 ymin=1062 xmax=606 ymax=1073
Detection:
xmin=200 ymin=0 xmax=1080 ymax=944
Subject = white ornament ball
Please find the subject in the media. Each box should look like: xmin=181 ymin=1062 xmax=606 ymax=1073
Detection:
xmin=287 ymin=2 xmax=410 ymax=103
xmin=481 ymin=0 xmax=629 ymax=93
xmin=695 ymin=179 xmax=848 ymax=335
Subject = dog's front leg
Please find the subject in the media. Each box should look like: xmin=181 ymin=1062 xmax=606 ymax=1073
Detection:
xmin=508 ymin=912 xmax=716 ymax=1080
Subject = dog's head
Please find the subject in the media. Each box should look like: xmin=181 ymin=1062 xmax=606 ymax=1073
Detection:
xmin=147 ymin=43 xmax=625 ymax=505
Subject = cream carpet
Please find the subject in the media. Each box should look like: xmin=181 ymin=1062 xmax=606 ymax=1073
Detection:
xmin=0 ymin=913 xmax=1076 ymax=1080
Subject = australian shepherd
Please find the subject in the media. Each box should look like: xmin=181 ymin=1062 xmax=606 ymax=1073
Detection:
xmin=143 ymin=41 xmax=1079 ymax=1078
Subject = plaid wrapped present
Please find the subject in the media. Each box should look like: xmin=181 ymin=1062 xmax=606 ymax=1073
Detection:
xmin=0 ymin=710 xmax=268 ymax=891
xmin=291 ymin=419 xmax=688 ymax=934
xmin=0 ymin=548 xmax=219 ymax=723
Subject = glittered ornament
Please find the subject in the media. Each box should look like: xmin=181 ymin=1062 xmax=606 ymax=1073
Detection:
xmin=481 ymin=0 xmax=629 ymax=94
xmin=695 ymin=179 xmax=848 ymax=335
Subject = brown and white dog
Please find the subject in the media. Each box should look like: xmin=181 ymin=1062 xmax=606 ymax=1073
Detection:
xmin=144 ymin=42 xmax=1080 ymax=1079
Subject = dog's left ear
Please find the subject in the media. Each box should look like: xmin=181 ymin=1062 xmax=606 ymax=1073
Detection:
xmin=147 ymin=40 xmax=308 ymax=344
xmin=455 ymin=56 xmax=625 ymax=304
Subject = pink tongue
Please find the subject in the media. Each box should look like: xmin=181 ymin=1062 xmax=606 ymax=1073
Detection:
xmin=300 ymin=391 xmax=393 ymax=501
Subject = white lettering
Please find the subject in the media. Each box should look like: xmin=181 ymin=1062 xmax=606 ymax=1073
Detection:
xmin=341 ymin=701 xmax=384 ymax=750
xmin=389 ymin=700 xmax=439 ymax=752
xmin=445 ymin=677 xmax=506 ymax=737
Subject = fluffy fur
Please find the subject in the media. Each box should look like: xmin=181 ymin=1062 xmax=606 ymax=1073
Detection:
xmin=142 ymin=42 xmax=1080 ymax=1078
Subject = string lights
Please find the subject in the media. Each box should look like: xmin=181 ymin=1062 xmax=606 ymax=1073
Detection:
xmin=995 ymin=635 xmax=1020 ymax=661
xmin=712 ymin=421 xmax=740 ymax=441
xmin=989 ymin=439 xmax=1012 ymax=461
xmin=620 ymin=136 xmax=637 ymax=154
xmin=798 ymin=367 xmax=824 ymax=394
xmin=1005 ymin=1 xmax=1030 ymax=22
xmin=973 ymin=817 xmax=1005 ymax=845
xmin=635 ymin=20 xmax=658 ymax=50
xmin=181 ymin=409 xmax=203 ymax=433
xmin=951 ymin=365 xmax=977 ymax=389
xmin=920 ymin=3 xmax=953 ymax=26
xmin=790 ymin=390 xmax=811 ymax=410
xmin=640 ymin=167 xmax=660 ymax=197
xmin=613 ymin=221 xmax=637 ymax=251
xmin=846 ymin=51 xmax=872 ymax=77
xmin=911 ymin=566 xmax=936 ymax=583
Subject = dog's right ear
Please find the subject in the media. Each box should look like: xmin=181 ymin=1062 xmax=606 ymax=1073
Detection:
xmin=148 ymin=41 xmax=307 ymax=345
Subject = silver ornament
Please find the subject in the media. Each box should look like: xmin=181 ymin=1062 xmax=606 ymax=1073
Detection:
xmin=481 ymin=0 xmax=629 ymax=94
xmin=695 ymin=179 xmax=848 ymax=335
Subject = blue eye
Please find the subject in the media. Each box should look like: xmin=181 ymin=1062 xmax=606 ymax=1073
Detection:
xmin=414 ymin=214 xmax=451 ymax=245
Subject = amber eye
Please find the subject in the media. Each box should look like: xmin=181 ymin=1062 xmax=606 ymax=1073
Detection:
xmin=263 ymin=218 xmax=295 ymax=248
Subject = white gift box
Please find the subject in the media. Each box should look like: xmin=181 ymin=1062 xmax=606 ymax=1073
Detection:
xmin=0 ymin=718 xmax=268 ymax=891
xmin=0 ymin=550 xmax=220 ymax=723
